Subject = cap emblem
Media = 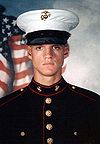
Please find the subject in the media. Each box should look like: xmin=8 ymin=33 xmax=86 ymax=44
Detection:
xmin=41 ymin=10 xmax=51 ymax=21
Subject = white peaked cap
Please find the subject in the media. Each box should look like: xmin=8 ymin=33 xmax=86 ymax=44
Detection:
xmin=17 ymin=9 xmax=79 ymax=34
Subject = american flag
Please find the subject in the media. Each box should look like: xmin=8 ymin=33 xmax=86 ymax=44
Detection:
xmin=9 ymin=35 xmax=33 ymax=92
xmin=0 ymin=12 xmax=33 ymax=98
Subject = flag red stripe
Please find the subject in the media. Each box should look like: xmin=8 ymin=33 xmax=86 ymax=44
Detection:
xmin=12 ymin=56 xmax=29 ymax=64
xmin=15 ymin=69 xmax=33 ymax=80
xmin=9 ymin=35 xmax=22 ymax=42
xmin=0 ymin=61 xmax=11 ymax=76
xmin=9 ymin=43 xmax=27 ymax=50
xmin=13 ymin=83 xmax=29 ymax=92
xmin=0 ymin=80 xmax=8 ymax=93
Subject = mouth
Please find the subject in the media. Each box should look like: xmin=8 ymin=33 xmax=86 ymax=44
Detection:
xmin=43 ymin=63 xmax=54 ymax=65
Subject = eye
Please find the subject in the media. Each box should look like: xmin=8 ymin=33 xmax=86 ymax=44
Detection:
xmin=53 ymin=45 xmax=62 ymax=50
xmin=35 ymin=46 xmax=43 ymax=51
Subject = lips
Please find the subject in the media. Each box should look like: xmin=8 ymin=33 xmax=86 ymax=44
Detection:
xmin=43 ymin=63 xmax=54 ymax=65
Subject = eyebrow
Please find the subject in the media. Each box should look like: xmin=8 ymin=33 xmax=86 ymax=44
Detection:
xmin=30 ymin=44 xmax=65 ymax=48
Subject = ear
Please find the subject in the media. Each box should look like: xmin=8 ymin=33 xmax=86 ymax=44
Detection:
xmin=63 ymin=44 xmax=70 ymax=59
xmin=27 ymin=46 xmax=32 ymax=60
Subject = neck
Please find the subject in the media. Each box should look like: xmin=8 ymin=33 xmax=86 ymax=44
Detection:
xmin=33 ymin=74 xmax=62 ymax=86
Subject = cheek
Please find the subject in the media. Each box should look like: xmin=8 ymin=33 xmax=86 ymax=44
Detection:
xmin=31 ymin=54 xmax=38 ymax=65
xmin=57 ymin=51 xmax=64 ymax=61
xmin=32 ymin=56 xmax=39 ymax=65
xmin=31 ymin=53 xmax=43 ymax=68
xmin=55 ymin=54 xmax=64 ymax=66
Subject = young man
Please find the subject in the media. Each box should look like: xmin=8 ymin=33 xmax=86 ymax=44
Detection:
xmin=0 ymin=9 xmax=100 ymax=144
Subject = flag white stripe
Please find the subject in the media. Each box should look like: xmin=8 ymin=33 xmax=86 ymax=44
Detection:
xmin=0 ymin=71 xmax=11 ymax=83
xmin=13 ymin=75 xmax=32 ymax=87
xmin=12 ymin=49 xmax=27 ymax=58
xmin=13 ymin=41 xmax=21 ymax=45
xmin=0 ymin=54 xmax=10 ymax=69
xmin=14 ymin=61 xmax=33 ymax=72
xmin=0 ymin=88 xmax=5 ymax=98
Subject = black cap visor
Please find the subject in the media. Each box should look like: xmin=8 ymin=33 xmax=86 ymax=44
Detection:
xmin=26 ymin=30 xmax=71 ymax=45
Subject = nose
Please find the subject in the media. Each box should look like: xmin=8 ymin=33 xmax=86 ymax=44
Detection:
xmin=44 ymin=47 xmax=53 ymax=58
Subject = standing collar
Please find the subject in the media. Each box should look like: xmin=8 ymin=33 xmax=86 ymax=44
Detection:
xmin=28 ymin=77 xmax=68 ymax=96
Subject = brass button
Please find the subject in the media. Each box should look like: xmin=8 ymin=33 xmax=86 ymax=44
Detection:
xmin=74 ymin=131 xmax=78 ymax=136
xmin=72 ymin=86 xmax=76 ymax=89
xmin=46 ymin=124 xmax=53 ymax=130
xmin=47 ymin=138 xmax=53 ymax=144
xmin=20 ymin=131 xmax=25 ymax=136
xmin=20 ymin=88 xmax=24 ymax=91
xmin=45 ymin=98 xmax=52 ymax=104
xmin=45 ymin=110 xmax=52 ymax=117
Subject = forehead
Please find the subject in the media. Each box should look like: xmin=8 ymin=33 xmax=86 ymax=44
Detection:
xmin=30 ymin=44 xmax=65 ymax=47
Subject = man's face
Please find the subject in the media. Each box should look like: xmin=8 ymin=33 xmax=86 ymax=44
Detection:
xmin=27 ymin=44 xmax=69 ymax=77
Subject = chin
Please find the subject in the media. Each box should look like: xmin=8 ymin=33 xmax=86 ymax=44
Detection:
xmin=42 ymin=70 xmax=59 ymax=77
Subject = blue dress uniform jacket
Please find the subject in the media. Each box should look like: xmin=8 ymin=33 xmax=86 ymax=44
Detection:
xmin=0 ymin=77 xmax=100 ymax=144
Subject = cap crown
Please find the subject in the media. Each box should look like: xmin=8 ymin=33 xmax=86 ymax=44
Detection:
xmin=17 ymin=9 xmax=79 ymax=34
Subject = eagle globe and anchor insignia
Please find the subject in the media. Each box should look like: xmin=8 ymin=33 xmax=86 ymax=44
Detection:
xmin=41 ymin=10 xmax=51 ymax=21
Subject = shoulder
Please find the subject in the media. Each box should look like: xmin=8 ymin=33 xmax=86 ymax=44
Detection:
xmin=67 ymin=83 xmax=100 ymax=103
xmin=0 ymin=87 xmax=27 ymax=108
